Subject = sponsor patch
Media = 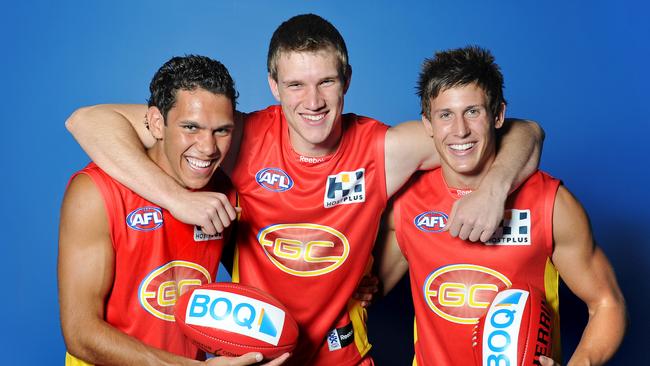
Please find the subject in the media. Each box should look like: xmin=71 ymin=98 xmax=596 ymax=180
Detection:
xmin=326 ymin=322 xmax=354 ymax=351
xmin=185 ymin=289 xmax=286 ymax=346
xmin=486 ymin=209 xmax=531 ymax=246
xmin=414 ymin=211 xmax=449 ymax=232
xmin=138 ymin=260 xmax=211 ymax=321
xmin=194 ymin=226 xmax=223 ymax=241
xmin=255 ymin=167 xmax=293 ymax=192
xmin=126 ymin=206 xmax=164 ymax=231
xmin=324 ymin=168 xmax=365 ymax=208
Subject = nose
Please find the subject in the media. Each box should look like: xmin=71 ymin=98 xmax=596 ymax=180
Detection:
xmin=196 ymin=131 xmax=218 ymax=157
xmin=304 ymin=85 xmax=325 ymax=110
xmin=453 ymin=116 xmax=470 ymax=137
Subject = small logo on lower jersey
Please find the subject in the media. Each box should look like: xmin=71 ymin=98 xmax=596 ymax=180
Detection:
xmin=326 ymin=322 xmax=354 ymax=351
xmin=194 ymin=226 xmax=223 ymax=242
xmin=324 ymin=169 xmax=365 ymax=208
xmin=486 ymin=209 xmax=531 ymax=245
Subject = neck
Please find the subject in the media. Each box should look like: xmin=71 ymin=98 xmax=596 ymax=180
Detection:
xmin=441 ymin=155 xmax=496 ymax=190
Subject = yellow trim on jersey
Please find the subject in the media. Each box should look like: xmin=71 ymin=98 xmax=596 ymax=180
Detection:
xmin=544 ymin=257 xmax=562 ymax=362
xmin=348 ymin=299 xmax=371 ymax=357
xmin=412 ymin=316 xmax=418 ymax=366
xmin=231 ymin=244 xmax=240 ymax=283
xmin=65 ymin=352 xmax=93 ymax=366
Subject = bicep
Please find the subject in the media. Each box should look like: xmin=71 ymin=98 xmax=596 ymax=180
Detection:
xmin=58 ymin=175 xmax=115 ymax=337
xmin=385 ymin=121 xmax=439 ymax=196
xmin=551 ymin=186 xmax=622 ymax=307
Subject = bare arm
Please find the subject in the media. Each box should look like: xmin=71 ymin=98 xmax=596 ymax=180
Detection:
xmin=58 ymin=174 xmax=288 ymax=366
xmin=551 ymin=186 xmax=627 ymax=366
xmin=373 ymin=203 xmax=409 ymax=296
xmin=66 ymin=104 xmax=240 ymax=234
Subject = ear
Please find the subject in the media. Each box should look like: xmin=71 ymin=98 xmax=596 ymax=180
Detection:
xmin=421 ymin=113 xmax=434 ymax=137
xmin=343 ymin=64 xmax=352 ymax=94
xmin=146 ymin=106 xmax=165 ymax=140
xmin=267 ymin=73 xmax=281 ymax=102
xmin=494 ymin=102 xmax=506 ymax=129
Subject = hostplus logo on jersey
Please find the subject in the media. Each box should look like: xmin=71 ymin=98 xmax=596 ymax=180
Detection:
xmin=256 ymin=167 xmax=293 ymax=192
xmin=486 ymin=209 xmax=531 ymax=245
xmin=414 ymin=211 xmax=449 ymax=232
xmin=323 ymin=168 xmax=365 ymax=208
xmin=194 ymin=226 xmax=222 ymax=242
xmin=127 ymin=206 xmax=163 ymax=231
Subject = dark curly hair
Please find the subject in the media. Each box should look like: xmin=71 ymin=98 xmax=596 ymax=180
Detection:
xmin=267 ymin=14 xmax=349 ymax=82
xmin=148 ymin=55 xmax=238 ymax=122
xmin=417 ymin=46 xmax=506 ymax=120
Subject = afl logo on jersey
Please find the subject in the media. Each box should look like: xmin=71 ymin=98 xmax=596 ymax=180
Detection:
xmin=255 ymin=168 xmax=294 ymax=192
xmin=127 ymin=206 xmax=164 ymax=231
xmin=423 ymin=264 xmax=511 ymax=324
xmin=414 ymin=211 xmax=448 ymax=232
xmin=139 ymin=260 xmax=212 ymax=321
xmin=257 ymin=223 xmax=350 ymax=277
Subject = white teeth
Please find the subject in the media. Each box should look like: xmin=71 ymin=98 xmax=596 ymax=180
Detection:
xmin=449 ymin=142 xmax=475 ymax=151
xmin=186 ymin=157 xmax=211 ymax=168
xmin=303 ymin=114 xmax=325 ymax=121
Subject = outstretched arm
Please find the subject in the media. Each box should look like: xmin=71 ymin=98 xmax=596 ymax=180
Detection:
xmin=58 ymin=174 xmax=288 ymax=366
xmin=385 ymin=118 xmax=544 ymax=242
xmin=66 ymin=104 xmax=239 ymax=234
xmin=550 ymin=186 xmax=627 ymax=366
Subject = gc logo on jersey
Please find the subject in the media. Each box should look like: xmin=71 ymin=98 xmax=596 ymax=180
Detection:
xmin=257 ymin=223 xmax=350 ymax=277
xmin=256 ymin=168 xmax=293 ymax=192
xmin=324 ymin=168 xmax=365 ymax=208
xmin=414 ymin=211 xmax=448 ymax=232
xmin=127 ymin=206 xmax=164 ymax=231
xmin=486 ymin=209 xmax=532 ymax=246
xmin=423 ymin=264 xmax=511 ymax=324
xmin=139 ymin=261 xmax=212 ymax=321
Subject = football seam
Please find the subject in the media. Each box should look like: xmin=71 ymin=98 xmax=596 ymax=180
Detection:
xmin=189 ymin=327 xmax=296 ymax=350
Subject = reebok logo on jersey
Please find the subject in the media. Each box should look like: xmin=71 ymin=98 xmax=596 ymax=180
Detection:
xmin=326 ymin=322 xmax=354 ymax=351
xmin=486 ymin=209 xmax=531 ymax=245
xmin=194 ymin=226 xmax=223 ymax=242
xmin=323 ymin=168 xmax=365 ymax=208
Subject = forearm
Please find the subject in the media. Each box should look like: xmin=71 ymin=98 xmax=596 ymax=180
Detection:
xmin=66 ymin=104 xmax=183 ymax=208
xmin=567 ymin=301 xmax=627 ymax=366
xmin=64 ymin=320 xmax=200 ymax=366
xmin=482 ymin=119 xmax=544 ymax=194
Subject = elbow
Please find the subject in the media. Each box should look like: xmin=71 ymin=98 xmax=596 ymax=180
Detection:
xmin=65 ymin=106 xmax=94 ymax=135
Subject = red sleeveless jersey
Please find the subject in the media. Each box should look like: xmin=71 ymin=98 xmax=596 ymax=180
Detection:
xmin=66 ymin=163 xmax=230 ymax=363
xmin=393 ymin=169 xmax=561 ymax=366
xmin=230 ymin=105 xmax=388 ymax=365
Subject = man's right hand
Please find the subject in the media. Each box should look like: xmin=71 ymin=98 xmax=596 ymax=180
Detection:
xmin=205 ymin=352 xmax=290 ymax=366
xmin=170 ymin=190 xmax=240 ymax=235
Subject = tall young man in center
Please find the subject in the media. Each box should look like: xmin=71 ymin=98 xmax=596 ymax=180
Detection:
xmin=66 ymin=14 xmax=543 ymax=365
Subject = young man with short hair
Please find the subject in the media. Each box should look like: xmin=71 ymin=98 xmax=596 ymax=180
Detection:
xmin=58 ymin=55 xmax=287 ymax=366
xmin=376 ymin=46 xmax=627 ymax=366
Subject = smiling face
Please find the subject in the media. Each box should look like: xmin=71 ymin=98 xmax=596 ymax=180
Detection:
xmin=268 ymin=48 xmax=350 ymax=157
xmin=147 ymin=88 xmax=234 ymax=190
xmin=423 ymin=83 xmax=505 ymax=189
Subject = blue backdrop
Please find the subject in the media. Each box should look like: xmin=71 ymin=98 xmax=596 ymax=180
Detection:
xmin=3 ymin=1 xmax=648 ymax=364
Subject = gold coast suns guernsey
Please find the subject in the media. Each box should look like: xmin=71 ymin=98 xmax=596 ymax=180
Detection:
xmin=231 ymin=105 xmax=388 ymax=365
xmin=65 ymin=163 xmax=230 ymax=365
xmin=393 ymin=169 xmax=562 ymax=366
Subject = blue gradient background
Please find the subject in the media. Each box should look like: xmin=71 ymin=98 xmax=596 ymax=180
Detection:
xmin=3 ymin=1 xmax=648 ymax=364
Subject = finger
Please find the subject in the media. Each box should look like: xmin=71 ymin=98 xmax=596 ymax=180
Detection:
xmin=467 ymin=225 xmax=483 ymax=242
xmin=215 ymin=194 xmax=239 ymax=221
xmin=479 ymin=224 xmax=496 ymax=243
xmin=262 ymin=352 xmax=291 ymax=366
xmin=538 ymin=356 xmax=556 ymax=366
xmin=232 ymin=352 xmax=264 ymax=365
xmin=200 ymin=219 xmax=218 ymax=236
xmin=457 ymin=222 xmax=473 ymax=241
